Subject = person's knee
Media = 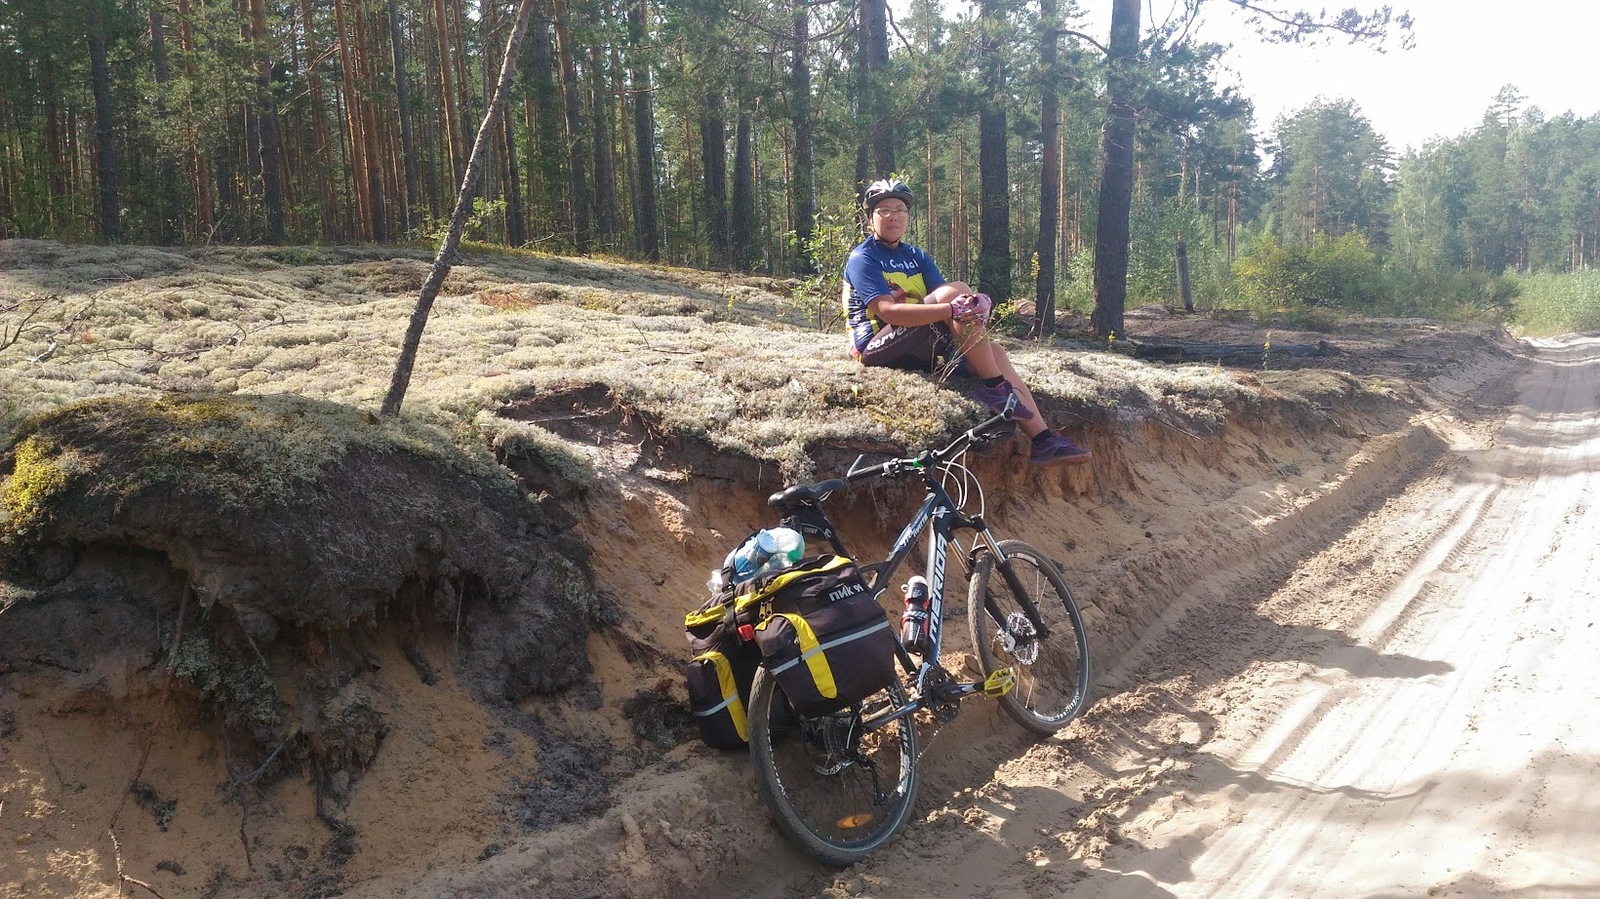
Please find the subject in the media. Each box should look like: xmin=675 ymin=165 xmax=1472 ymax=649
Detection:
xmin=950 ymin=320 xmax=987 ymax=342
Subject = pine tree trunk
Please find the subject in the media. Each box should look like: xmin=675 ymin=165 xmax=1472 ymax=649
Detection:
xmin=174 ymin=0 xmax=214 ymax=238
xmin=700 ymin=94 xmax=730 ymax=267
xmin=731 ymin=106 xmax=756 ymax=269
xmin=475 ymin=0 xmax=501 ymax=240
xmin=249 ymin=0 xmax=286 ymax=242
xmin=43 ymin=59 xmax=68 ymax=228
xmin=976 ymin=0 xmax=1009 ymax=300
xmin=501 ymin=112 xmax=525 ymax=245
xmin=925 ymin=128 xmax=936 ymax=256
xmin=551 ymin=0 xmax=592 ymax=252
xmin=85 ymin=0 xmax=120 ymax=243
xmin=450 ymin=0 xmax=475 ymax=148
xmin=955 ymin=138 xmax=969 ymax=281
xmin=298 ymin=0 xmax=337 ymax=238
xmin=332 ymin=0 xmax=371 ymax=239
xmin=388 ymin=0 xmax=419 ymax=234
xmin=860 ymin=0 xmax=893 ymax=177
xmin=527 ymin=3 xmax=565 ymax=238
xmin=790 ymin=5 xmax=815 ymax=273
xmin=352 ymin=3 xmax=388 ymax=242
xmin=628 ymin=0 xmax=659 ymax=261
xmin=150 ymin=0 xmax=182 ymax=243
xmin=610 ymin=35 xmax=636 ymax=249
xmin=1034 ymin=0 xmax=1060 ymax=337
xmin=1091 ymin=0 xmax=1139 ymax=339
xmin=432 ymin=0 xmax=464 ymax=184
xmin=589 ymin=41 xmax=620 ymax=243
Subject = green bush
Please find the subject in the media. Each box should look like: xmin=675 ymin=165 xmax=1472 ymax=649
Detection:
xmin=1233 ymin=232 xmax=1387 ymax=309
xmin=789 ymin=202 xmax=867 ymax=331
xmin=1127 ymin=201 xmax=1220 ymax=309
xmin=1382 ymin=265 xmax=1518 ymax=321
xmin=1058 ymin=247 xmax=1096 ymax=314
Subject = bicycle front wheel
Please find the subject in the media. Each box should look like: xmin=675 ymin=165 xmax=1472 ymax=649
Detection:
xmin=968 ymin=539 xmax=1092 ymax=736
xmin=747 ymin=666 xmax=919 ymax=866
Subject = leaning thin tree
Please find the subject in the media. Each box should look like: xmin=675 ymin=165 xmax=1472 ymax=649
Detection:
xmin=381 ymin=0 xmax=538 ymax=418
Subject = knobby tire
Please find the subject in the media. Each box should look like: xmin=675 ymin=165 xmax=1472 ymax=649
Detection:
xmin=967 ymin=539 xmax=1093 ymax=735
xmin=747 ymin=666 xmax=919 ymax=866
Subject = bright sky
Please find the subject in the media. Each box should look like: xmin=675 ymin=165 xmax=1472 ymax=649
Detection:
xmin=1172 ymin=0 xmax=1600 ymax=153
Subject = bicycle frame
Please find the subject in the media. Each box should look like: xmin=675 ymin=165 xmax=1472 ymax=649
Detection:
xmin=876 ymin=475 xmax=980 ymax=669
xmin=768 ymin=398 xmax=1051 ymax=731
xmin=845 ymin=462 xmax=1020 ymax=730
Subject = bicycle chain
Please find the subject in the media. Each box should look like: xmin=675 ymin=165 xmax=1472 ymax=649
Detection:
xmin=906 ymin=665 xmax=961 ymax=770
xmin=913 ymin=717 xmax=947 ymax=771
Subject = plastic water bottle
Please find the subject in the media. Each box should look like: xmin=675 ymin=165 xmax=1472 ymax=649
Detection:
xmin=705 ymin=567 xmax=728 ymax=595
xmin=900 ymin=576 xmax=930 ymax=653
xmin=750 ymin=527 xmax=806 ymax=579
xmin=728 ymin=537 xmax=764 ymax=581
xmin=765 ymin=527 xmax=805 ymax=568
xmin=728 ymin=527 xmax=806 ymax=581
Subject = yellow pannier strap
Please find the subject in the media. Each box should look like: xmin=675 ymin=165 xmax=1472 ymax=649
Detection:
xmin=685 ymin=603 xmax=728 ymax=629
xmin=733 ymin=555 xmax=856 ymax=617
xmin=759 ymin=613 xmax=891 ymax=701
xmin=691 ymin=651 xmax=748 ymax=742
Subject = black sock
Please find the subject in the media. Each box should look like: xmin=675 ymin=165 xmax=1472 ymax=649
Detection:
xmin=981 ymin=375 xmax=1005 ymax=388
xmin=1032 ymin=429 xmax=1055 ymax=445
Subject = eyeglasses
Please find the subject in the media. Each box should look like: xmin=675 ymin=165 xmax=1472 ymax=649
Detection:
xmin=873 ymin=206 xmax=909 ymax=219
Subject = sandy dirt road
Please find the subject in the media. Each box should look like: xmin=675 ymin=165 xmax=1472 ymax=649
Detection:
xmin=1071 ymin=335 xmax=1600 ymax=897
xmin=765 ymin=336 xmax=1599 ymax=899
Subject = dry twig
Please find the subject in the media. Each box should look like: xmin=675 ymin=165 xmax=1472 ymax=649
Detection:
xmin=108 ymin=829 xmax=175 ymax=899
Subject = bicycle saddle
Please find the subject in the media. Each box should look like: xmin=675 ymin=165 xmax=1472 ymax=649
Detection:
xmin=767 ymin=479 xmax=846 ymax=510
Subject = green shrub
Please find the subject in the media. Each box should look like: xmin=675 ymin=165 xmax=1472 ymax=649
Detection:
xmin=1233 ymin=232 xmax=1387 ymax=309
xmin=1058 ymin=247 xmax=1096 ymax=314
xmin=1126 ymin=199 xmax=1235 ymax=310
xmin=1379 ymin=266 xmax=1518 ymax=321
xmin=789 ymin=202 xmax=866 ymax=331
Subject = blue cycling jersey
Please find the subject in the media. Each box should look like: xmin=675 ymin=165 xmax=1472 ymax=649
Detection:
xmin=842 ymin=238 xmax=946 ymax=353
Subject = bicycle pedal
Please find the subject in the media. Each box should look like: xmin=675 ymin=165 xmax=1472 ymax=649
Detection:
xmin=982 ymin=667 xmax=1016 ymax=697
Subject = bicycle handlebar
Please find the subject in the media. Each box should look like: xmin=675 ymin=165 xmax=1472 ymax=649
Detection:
xmin=846 ymin=394 xmax=1018 ymax=484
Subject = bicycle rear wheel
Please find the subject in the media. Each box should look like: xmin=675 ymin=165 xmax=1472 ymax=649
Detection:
xmin=747 ymin=666 xmax=919 ymax=866
xmin=968 ymin=539 xmax=1092 ymax=735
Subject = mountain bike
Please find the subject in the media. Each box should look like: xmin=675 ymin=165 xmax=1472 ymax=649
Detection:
xmin=747 ymin=397 xmax=1093 ymax=866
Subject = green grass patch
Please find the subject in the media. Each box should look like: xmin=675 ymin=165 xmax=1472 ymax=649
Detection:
xmin=1510 ymin=270 xmax=1600 ymax=336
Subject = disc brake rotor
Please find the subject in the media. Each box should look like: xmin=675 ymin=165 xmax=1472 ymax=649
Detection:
xmin=1001 ymin=611 xmax=1040 ymax=665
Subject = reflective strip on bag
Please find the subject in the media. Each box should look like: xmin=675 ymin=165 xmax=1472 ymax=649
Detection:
xmin=762 ymin=614 xmax=893 ymax=701
xmin=692 ymin=651 xmax=748 ymax=742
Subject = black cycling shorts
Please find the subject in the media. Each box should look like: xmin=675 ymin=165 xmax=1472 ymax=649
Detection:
xmin=860 ymin=322 xmax=967 ymax=374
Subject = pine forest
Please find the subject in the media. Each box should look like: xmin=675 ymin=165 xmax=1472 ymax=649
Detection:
xmin=3 ymin=0 xmax=1599 ymax=329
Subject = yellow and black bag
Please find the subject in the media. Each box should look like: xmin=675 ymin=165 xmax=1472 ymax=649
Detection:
xmin=741 ymin=556 xmax=897 ymax=716
xmin=684 ymin=594 xmax=760 ymax=748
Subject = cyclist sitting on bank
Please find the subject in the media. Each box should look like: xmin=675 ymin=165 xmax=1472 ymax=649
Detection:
xmin=842 ymin=178 xmax=1091 ymax=466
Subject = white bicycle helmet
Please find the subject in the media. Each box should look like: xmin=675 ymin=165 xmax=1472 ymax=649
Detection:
xmin=863 ymin=178 xmax=914 ymax=212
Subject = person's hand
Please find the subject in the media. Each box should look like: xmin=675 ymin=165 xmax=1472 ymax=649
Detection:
xmin=950 ymin=292 xmax=992 ymax=325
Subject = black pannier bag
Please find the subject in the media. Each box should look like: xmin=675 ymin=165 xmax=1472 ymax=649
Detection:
xmin=684 ymin=594 xmax=761 ymax=749
xmin=740 ymin=555 xmax=898 ymax=716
